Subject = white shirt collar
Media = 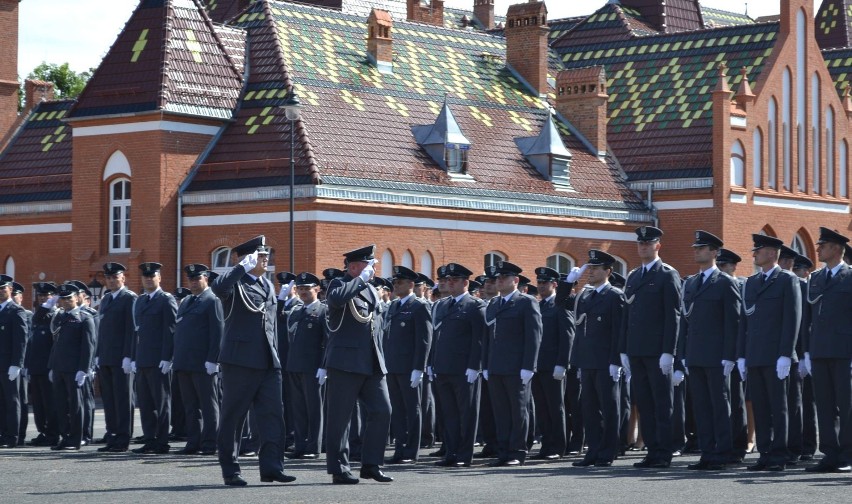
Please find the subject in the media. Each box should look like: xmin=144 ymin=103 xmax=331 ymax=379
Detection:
xmin=453 ymin=292 xmax=468 ymax=303
xmin=399 ymin=293 xmax=415 ymax=306
xmin=544 ymin=293 xmax=556 ymax=302
xmin=829 ymin=262 xmax=846 ymax=276
xmin=595 ymin=282 xmax=610 ymax=293
xmin=643 ymin=258 xmax=660 ymax=271
xmin=763 ymin=265 xmax=778 ymax=278
xmin=502 ymin=290 xmax=518 ymax=303
xmin=147 ymin=287 xmax=162 ymax=299
xmin=0 ymin=299 xmax=10 ymax=310
xmin=700 ymin=265 xmax=718 ymax=279
xmin=111 ymin=286 xmax=126 ymax=299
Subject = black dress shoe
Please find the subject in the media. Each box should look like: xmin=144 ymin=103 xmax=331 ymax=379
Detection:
xmin=153 ymin=445 xmax=170 ymax=454
xmin=505 ymin=459 xmax=522 ymax=466
xmin=239 ymin=450 xmax=257 ymax=457
xmin=595 ymin=461 xmax=613 ymax=467
xmin=428 ymin=448 xmax=446 ymax=457
xmin=434 ymin=459 xmax=458 ymax=467
xmin=799 ymin=454 xmax=814 ymax=461
xmin=200 ymin=449 xmax=217 ymax=456
xmin=223 ymin=474 xmax=248 ymax=487
xmin=360 ymin=465 xmax=393 ymax=482
xmin=688 ymin=461 xmax=710 ymax=470
xmin=488 ymin=459 xmax=508 ymax=467
xmin=107 ymin=446 xmax=128 ymax=453
xmin=474 ymin=447 xmax=496 ymax=458
xmin=572 ymin=459 xmax=594 ymax=467
xmin=747 ymin=461 xmax=768 ymax=471
xmin=649 ymin=460 xmax=671 ymax=468
xmin=671 ymin=450 xmax=682 ymax=457
xmin=176 ymin=447 xmax=198 ymax=455
xmin=633 ymin=458 xmax=654 ymax=468
xmin=131 ymin=445 xmax=154 ymax=454
xmin=387 ymin=457 xmax=414 ymax=465
xmin=260 ymin=471 xmax=297 ymax=483
xmin=96 ymin=445 xmax=114 ymax=453
xmin=285 ymin=451 xmax=305 ymax=459
xmin=805 ymin=462 xmax=843 ymax=473
xmin=332 ymin=472 xmax=359 ymax=484
xmin=58 ymin=444 xmax=80 ymax=451
xmin=765 ymin=463 xmax=785 ymax=471
xmin=27 ymin=434 xmax=47 ymax=446
xmin=455 ymin=461 xmax=471 ymax=467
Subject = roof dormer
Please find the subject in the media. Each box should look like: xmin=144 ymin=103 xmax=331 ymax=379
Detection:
xmin=412 ymin=98 xmax=472 ymax=179
xmin=515 ymin=110 xmax=573 ymax=189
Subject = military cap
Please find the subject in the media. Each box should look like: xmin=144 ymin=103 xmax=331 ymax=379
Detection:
xmin=323 ymin=268 xmax=344 ymax=280
xmin=716 ymin=248 xmax=742 ymax=264
xmin=415 ymin=273 xmax=435 ymax=288
xmin=233 ymin=235 xmax=269 ymax=257
xmin=526 ymin=284 xmax=539 ymax=296
xmin=174 ymin=287 xmax=191 ymax=300
xmin=0 ymin=275 xmax=13 ymax=288
xmin=57 ymin=283 xmax=79 ymax=298
xmin=635 ymin=226 xmax=663 ymax=242
xmin=751 ymin=234 xmax=784 ymax=251
xmin=139 ymin=262 xmax=163 ymax=277
xmin=184 ymin=264 xmax=213 ymax=278
xmin=535 ymin=267 xmax=560 ymax=282
xmin=67 ymin=280 xmax=91 ymax=297
xmin=295 ymin=272 xmax=320 ymax=286
xmin=494 ymin=260 xmax=522 ymax=277
xmin=392 ymin=265 xmax=419 ymax=281
xmin=609 ymin=271 xmax=626 ymax=289
xmin=475 ymin=274 xmax=487 ymax=285
xmin=793 ymin=254 xmax=814 ymax=270
xmin=12 ymin=282 xmax=24 ymax=295
xmin=103 ymin=262 xmax=127 ymax=275
xmin=436 ymin=265 xmax=449 ymax=279
xmin=342 ymin=244 xmax=375 ymax=264
xmin=444 ymin=263 xmax=473 ymax=278
xmin=371 ymin=277 xmax=391 ymax=291
xmin=468 ymin=278 xmax=482 ymax=292
xmin=276 ymin=271 xmax=297 ymax=285
xmin=483 ymin=264 xmax=499 ymax=280
xmin=779 ymin=245 xmax=798 ymax=261
xmin=587 ymin=249 xmax=616 ymax=266
xmin=846 ymin=244 xmax=852 ymax=263
xmin=518 ymin=274 xmax=531 ymax=286
xmin=33 ymin=282 xmax=58 ymax=295
xmin=816 ymin=226 xmax=850 ymax=245
xmin=692 ymin=230 xmax=723 ymax=248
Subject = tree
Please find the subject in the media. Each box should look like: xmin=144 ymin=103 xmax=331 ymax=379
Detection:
xmin=25 ymin=62 xmax=92 ymax=100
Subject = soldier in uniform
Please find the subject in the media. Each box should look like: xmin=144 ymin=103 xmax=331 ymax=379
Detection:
xmin=737 ymin=234 xmax=801 ymax=471
xmin=48 ymin=283 xmax=96 ymax=450
xmin=323 ymin=245 xmax=393 ymax=484
xmin=530 ymin=267 xmax=573 ymax=460
xmin=0 ymin=275 xmax=28 ymax=448
xmin=173 ymin=264 xmax=223 ymax=455
xmin=284 ymin=272 xmax=327 ymax=459
xmin=25 ymin=282 xmax=59 ymax=447
xmin=570 ymin=250 xmax=624 ymax=467
xmin=678 ymin=231 xmax=740 ymax=470
xmin=793 ymin=253 xmax=817 ymax=462
xmin=69 ymin=280 xmax=98 ymax=446
xmin=131 ymin=262 xmax=178 ymax=455
xmin=474 ymin=265 xmax=500 ymax=458
xmin=275 ymin=271 xmax=300 ymax=453
xmin=11 ymin=282 xmax=32 ymax=446
xmin=431 ymin=263 xmax=484 ymax=468
xmin=620 ymin=225 xmax=682 ymax=469
xmin=778 ymin=244 xmax=807 ymax=466
xmin=801 ymin=227 xmax=852 ymax=473
xmin=482 ymin=261 xmax=542 ymax=466
xmin=212 ymin=236 xmax=295 ymax=486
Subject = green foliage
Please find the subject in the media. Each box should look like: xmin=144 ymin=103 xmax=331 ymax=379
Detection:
xmin=25 ymin=62 xmax=92 ymax=100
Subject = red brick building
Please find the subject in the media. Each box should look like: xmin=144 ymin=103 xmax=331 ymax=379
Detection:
xmin=1 ymin=0 xmax=850 ymax=297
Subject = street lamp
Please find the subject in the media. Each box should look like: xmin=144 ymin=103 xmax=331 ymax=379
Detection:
xmin=282 ymin=88 xmax=303 ymax=274
xmin=87 ymin=276 xmax=104 ymax=304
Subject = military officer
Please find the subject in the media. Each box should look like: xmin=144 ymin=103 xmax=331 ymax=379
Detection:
xmin=10 ymin=282 xmax=32 ymax=446
xmin=678 ymin=231 xmax=741 ymax=470
xmin=383 ymin=265 xmax=432 ymax=464
xmin=530 ymin=266 xmax=573 ymax=460
xmin=778 ymin=244 xmax=806 ymax=465
xmin=793 ymin=253 xmax=818 ymax=462
xmin=275 ymin=271 xmax=301 ymax=452
xmin=48 ymin=283 xmax=96 ymax=450
xmin=0 ymin=274 xmax=28 ymax=448
xmin=212 ymin=235 xmax=295 ymax=486
xmin=801 ymin=227 xmax=852 ymax=473
xmin=737 ymin=234 xmax=801 ymax=471
xmin=323 ymin=245 xmax=393 ymax=484
xmin=482 ymin=261 xmax=542 ymax=466
xmin=284 ymin=272 xmax=327 ymax=459
xmin=620 ymin=226 xmax=682 ymax=469
xmin=131 ymin=262 xmax=178 ymax=455
xmin=173 ymin=264 xmax=223 ymax=455
xmin=475 ymin=264 xmax=500 ymax=458
xmin=69 ymin=280 xmax=98 ymax=446
xmin=431 ymin=262 xmax=484 ymax=467
xmin=25 ymin=282 xmax=59 ymax=447
xmin=570 ymin=250 xmax=624 ymax=467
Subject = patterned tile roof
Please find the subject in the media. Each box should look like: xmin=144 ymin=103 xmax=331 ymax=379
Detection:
xmin=701 ymin=6 xmax=754 ymax=28
xmin=0 ymin=100 xmax=74 ymax=204
xmin=820 ymin=46 xmax=852 ymax=97
xmin=70 ymin=0 xmax=245 ymax=120
xmin=204 ymin=0 xmax=259 ymax=23
xmin=548 ymin=16 xmax=587 ymax=41
xmin=815 ymin=0 xmax=852 ymax=50
xmin=190 ymin=0 xmax=641 ymax=208
xmin=551 ymin=4 xmax=658 ymax=50
xmin=556 ymin=20 xmax=779 ymax=176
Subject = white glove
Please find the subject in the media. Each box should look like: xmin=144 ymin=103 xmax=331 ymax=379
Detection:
xmin=722 ymin=360 xmax=735 ymax=377
xmin=75 ymin=371 xmax=86 ymax=387
xmin=8 ymin=366 xmax=21 ymax=381
xmin=426 ymin=366 xmax=434 ymax=381
xmin=620 ymin=353 xmax=631 ymax=378
xmin=799 ymin=352 xmax=811 ymax=378
xmin=87 ymin=369 xmax=95 ymax=380
xmin=95 ymin=357 xmax=99 ymax=368
xmin=483 ymin=369 xmax=489 ymax=381
xmin=565 ymin=264 xmax=589 ymax=283
xmin=609 ymin=364 xmax=621 ymax=382
xmin=49 ymin=370 xmax=54 ymax=383
xmin=659 ymin=353 xmax=674 ymax=375
xmin=465 ymin=368 xmax=479 ymax=384
xmin=776 ymin=356 xmax=791 ymax=380
xmin=131 ymin=361 xmax=137 ymax=374
xmin=520 ymin=369 xmax=534 ymax=385
xmin=553 ymin=365 xmax=567 ymax=381
xmin=410 ymin=370 xmax=424 ymax=388
xmin=278 ymin=280 xmax=295 ymax=301
xmin=737 ymin=358 xmax=747 ymax=381
xmin=42 ymin=295 xmax=58 ymax=309
xmin=159 ymin=360 xmax=172 ymax=375
xmin=672 ymin=370 xmax=685 ymax=386
xmin=681 ymin=359 xmax=688 ymax=376
xmin=316 ymin=368 xmax=327 ymax=385
xmin=205 ymin=361 xmax=218 ymax=375
xmin=239 ymin=250 xmax=259 ymax=271
xmin=122 ymin=357 xmax=132 ymax=374
xmin=358 ymin=259 xmax=377 ymax=282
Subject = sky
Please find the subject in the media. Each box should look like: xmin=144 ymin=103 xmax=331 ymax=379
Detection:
xmin=18 ymin=0 xmax=801 ymax=80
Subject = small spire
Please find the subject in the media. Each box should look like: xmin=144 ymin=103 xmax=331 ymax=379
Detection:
xmin=737 ymin=67 xmax=754 ymax=97
xmin=844 ymin=85 xmax=852 ymax=114
xmin=713 ymin=62 xmax=730 ymax=93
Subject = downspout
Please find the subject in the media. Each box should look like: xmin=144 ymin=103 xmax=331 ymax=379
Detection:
xmin=647 ymin=182 xmax=659 ymax=227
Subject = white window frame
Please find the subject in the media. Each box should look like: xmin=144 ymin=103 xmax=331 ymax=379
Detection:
xmin=109 ymin=178 xmax=131 ymax=253
xmin=212 ymin=247 xmax=233 ymax=276
xmin=731 ymin=140 xmax=745 ymax=187
xmin=484 ymin=251 xmax=505 ymax=270
xmin=546 ymin=253 xmax=574 ymax=275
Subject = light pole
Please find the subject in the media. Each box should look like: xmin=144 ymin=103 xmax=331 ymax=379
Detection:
xmin=282 ymin=88 xmax=303 ymax=274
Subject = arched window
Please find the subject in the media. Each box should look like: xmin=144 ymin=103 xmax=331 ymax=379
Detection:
xmin=611 ymin=256 xmax=627 ymax=277
xmin=768 ymin=98 xmax=778 ymax=189
xmin=420 ymin=251 xmax=433 ymax=279
xmin=753 ymin=128 xmax=763 ymax=189
xmin=4 ymin=256 xmax=14 ymax=278
xmin=484 ymin=251 xmax=505 ymax=270
xmin=783 ymin=69 xmax=792 ymax=190
xmin=731 ymin=140 xmax=745 ymax=186
xmin=265 ymin=248 xmax=276 ymax=281
xmin=546 ymin=253 xmax=574 ymax=275
xmin=401 ymin=250 xmax=413 ymax=269
xmin=841 ymin=140 xmax=848 ymax=198
xmin=109 ymin=178 xmax=131 ymax=252
xmin=827 ymin=107 xmax=835 ymax=196
xmin=812 ymin=73 xmax=821 ymax=193
xmin=212 ymin=247 xmax=233 ymax=275
xmin=791 ymin=234 xmax=806 ymax=256
xmin=380 ymin=250 xmax=393 ymax=278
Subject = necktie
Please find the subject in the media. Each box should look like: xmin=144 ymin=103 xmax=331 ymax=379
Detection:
xmin=827 ymin=268 xmax=833 ymax=282
xmin=446 ymin=298 xmax=456 ymax=310
xmin=640 ymin=267 xmax=645 ymax=279
xmin=699 ymin=273 xmax=706 ymax=287
xmin=499 ymin=297 xmax=505 ymax=307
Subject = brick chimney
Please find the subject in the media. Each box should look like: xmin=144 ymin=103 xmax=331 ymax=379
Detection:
xmin=0 ymin=0 xmax=20 ymax=142
xmin=473 ymin=0 xmax=495 ymax=30
xmin=407 ymin=0 xmax=444 ymax=26
xmin=24 ymin=79 xmax=55 ymax=115
xmin=367 ymin=9 xmax=393 ymax=74
xmin=505 ymin=0 xmax=549 ymax=96
xmin=555 ymin=66 xmax=608 ymax=156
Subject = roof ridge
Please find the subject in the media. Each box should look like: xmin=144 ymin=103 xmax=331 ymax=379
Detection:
xmin=158 ymin=0 xmax=174 ymax=110
xmin=193 ymin=0 xmax=245 ymax=82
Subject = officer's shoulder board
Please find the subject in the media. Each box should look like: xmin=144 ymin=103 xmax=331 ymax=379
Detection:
xmin=661 ymin=262 xmax=676 ymax=272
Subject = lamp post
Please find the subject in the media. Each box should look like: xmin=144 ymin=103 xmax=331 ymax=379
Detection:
xmin=282 ymin=88 xmax=303 ymax=274
xmin=87 ymin=276 xmax=104 ymax=306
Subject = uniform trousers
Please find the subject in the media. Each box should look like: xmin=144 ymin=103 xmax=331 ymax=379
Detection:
xmin=387 ymin=373 xmax=422 ymax=460
xmin=748 ymin=366 xmax=789 ymax=464
xmin=629 ymin=356 xmax=674 ymax=462
xmin=18 ymin=375 xmax=28 ymax=444
xmin=801 ymin=375 xmax=817 ymax=457
xmin=98 ymin=365 xmax=133 ymax=448
xmin=488 ymin=373 xmax=531 ymax=463
xmin=434 ymin=374 xmax=479 ymax=464
xmin=564 ymin=370 xmax=584 ymax=452
xmin=688 ymin=366 xmax=733 ymax=463
xmin=811 ymin=358 xmax=852 ymax=466
xmin=729 ymin=368 xmax=748 ymax=458
xmin=177 ymin=370 xmax=219 ymax=451
xmin=531 ymin=371 xmax=567 ymax=456
xmin=580 ymin=369 xmax=620 ymax=463
xmin=420 ymin=380 xmax=436 ymax=447
xmin=786 ymin=361 xmax=804 ymax=459
xmin=52 ymin=372 xmax=82 ymax=446
xmin=0 ymin=374 xmax=21 ymax=445
xmin=29 ymin=373 xmax=57 ymax=441
xmin=287 ymin=371 xmax=323 ymax=454
xmin=82 ymin=376 xmax=95 ymax=441
xmin=136 ymin=367 xmax=171 ymax=448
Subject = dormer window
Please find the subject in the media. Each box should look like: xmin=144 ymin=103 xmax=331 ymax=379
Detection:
xmin=446 ymin=148 xmax=468 ymax=173
xmin=514 ymin=110 xmax=573 ymax=190
xmin=412 ymin=98 xmax=473 ymax=178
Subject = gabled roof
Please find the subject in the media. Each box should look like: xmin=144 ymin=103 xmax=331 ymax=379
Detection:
xmin=190 ymin=0 xmax=642 ymax=210
xmin=204 ymin=0 xmax=259 ymax=24
xmin=70 ymin=0 xmax=245 ymax=120
xmin=549 ymin=16 xmax=589 ymax=41
xmin=0 ymin=100 xmax=73 ymax=204
xmin=551 ymin=4 xmax=658 ymax=50
xmin=556 ymin=21 xmax=779 ymax=177
xmin=701 ymin=6 xmax=754 ymax=28
xmin=821 ymin=46 xmax=852 ymax=97
xmin=815 ymin=0 xmax=852 ymax=50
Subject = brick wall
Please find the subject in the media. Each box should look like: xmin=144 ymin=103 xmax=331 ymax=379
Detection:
xmin=505 ymin=2 xmax=549 ymax=95
xmin=407 ymin=0 xmax=444 ymax=26
xmin=0 ymin=0 xmax=20 ymax=141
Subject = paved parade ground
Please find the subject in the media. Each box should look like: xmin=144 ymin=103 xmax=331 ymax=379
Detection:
xmin=1 ymin=410 xmax=849 ymax=504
